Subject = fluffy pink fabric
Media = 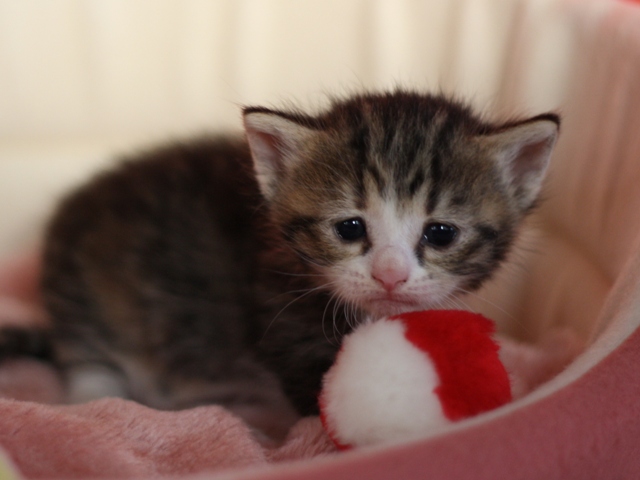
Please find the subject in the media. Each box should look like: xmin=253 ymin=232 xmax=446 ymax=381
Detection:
xmin=0 ymin=391 xmax=337 ymax=479
xmin=0 ymin=399 xmax=266 ymax=478
xmin=0 ymin=398 xmax=337 ymax=479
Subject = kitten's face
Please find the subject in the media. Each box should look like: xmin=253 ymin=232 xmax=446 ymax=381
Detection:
xmin=244 ymin=92 xmax=559 ymax=319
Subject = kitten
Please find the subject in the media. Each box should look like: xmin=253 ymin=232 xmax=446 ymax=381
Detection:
xmin=2 ymin=90 xmax=559 ymax=437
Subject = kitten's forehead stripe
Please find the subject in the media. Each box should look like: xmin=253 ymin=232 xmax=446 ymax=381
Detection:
xmin=381 ymin=121 xmax=395 ymax=154
xmin=427 ymin=116 xmax=457 ymax=214
xmin=408 ymin=169 xmax=425 ymax=197
xmin=392 ymin=137 xmax=421 ymax=195
xmin=347 ymin=108 xmax=373 ymax=204
xmin=365 ymin=163 xmax=385 ymax=196
xmin=341 ymin=95 xmax=475 ymax=210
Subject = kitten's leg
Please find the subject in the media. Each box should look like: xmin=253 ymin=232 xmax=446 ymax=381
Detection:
xmin=165 ymin=371 xmax=301 ymax=442
xmin=64 ymin=363 xmax=130 ymax=404
xmin=225 ymin=400 xmax=301 ymax=444
xmin=174 ymin=384 xmax=300 ymax=442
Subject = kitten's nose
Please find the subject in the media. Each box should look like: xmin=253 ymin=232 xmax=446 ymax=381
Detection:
xmin=371 ymin=247 xmax=410 ymax=292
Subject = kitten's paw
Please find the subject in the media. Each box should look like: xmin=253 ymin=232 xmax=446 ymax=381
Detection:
xmin=65 ymin=364 xmax=129 ymax=404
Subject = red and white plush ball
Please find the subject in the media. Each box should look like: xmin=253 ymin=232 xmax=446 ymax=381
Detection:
xmin=319 ymin=310 xmax=512 ymax=449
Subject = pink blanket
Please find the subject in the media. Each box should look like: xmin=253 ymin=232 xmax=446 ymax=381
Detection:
xmin=0 ymin=399 xmax=337 ymax=478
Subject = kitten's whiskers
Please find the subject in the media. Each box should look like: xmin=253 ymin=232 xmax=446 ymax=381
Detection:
xmin=260 ymin=281 xmax=337 ymax=343
xmin=269 ymin=270 xmax=327 ymax=278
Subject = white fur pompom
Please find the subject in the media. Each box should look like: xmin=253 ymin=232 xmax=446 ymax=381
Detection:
xmin=319 ymin=318 xmax=449 ymax=448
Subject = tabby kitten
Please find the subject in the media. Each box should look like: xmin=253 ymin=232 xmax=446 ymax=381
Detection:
xmin=17 ymin=91 xmax=561 ymax=437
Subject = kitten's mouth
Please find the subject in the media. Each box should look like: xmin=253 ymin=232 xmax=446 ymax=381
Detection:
xmin=366 ymin=294 xmax=421 ymax=317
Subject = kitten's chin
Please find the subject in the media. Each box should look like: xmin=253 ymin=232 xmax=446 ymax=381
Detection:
xmin=364 ymin=297 xmax=425 ymax=319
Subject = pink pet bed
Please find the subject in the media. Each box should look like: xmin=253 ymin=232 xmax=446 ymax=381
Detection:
xmin=1 ymin=2 xmax=640 ymax=479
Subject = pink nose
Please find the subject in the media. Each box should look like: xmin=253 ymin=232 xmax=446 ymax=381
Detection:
xmin=371 ymin=247 xmax=410 ymax=292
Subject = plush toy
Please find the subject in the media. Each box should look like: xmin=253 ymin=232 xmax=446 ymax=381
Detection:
xmin=319 ymin=310 xmax=512 ymax=449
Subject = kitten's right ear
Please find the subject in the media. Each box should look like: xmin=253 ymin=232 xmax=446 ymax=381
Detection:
xmin=243 ymin=110 xmax=315 ymax=200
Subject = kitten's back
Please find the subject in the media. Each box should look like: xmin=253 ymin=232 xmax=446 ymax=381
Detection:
xmin=41 ymin=137 xmax=274 ymax=401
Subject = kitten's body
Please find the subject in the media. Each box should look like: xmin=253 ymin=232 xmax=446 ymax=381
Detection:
xmin=8 ymin=91 xmax=560 ymax=437
xmin=42 ymin=137 xmax=336 ymax=434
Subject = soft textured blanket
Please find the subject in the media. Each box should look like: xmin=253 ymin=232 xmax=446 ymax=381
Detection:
xmin=0 ymin=399 xmax=337 ymax=479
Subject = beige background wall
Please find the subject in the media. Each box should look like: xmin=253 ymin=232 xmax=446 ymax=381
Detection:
xmin=0 ymin=0 xmax=575 ymax=257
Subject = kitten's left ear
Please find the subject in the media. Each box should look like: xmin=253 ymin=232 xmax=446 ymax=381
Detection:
xmin=243 ymin=109 xmax=316 ymax=200
xmin=482 ymin=115 xmax=560 ymax=211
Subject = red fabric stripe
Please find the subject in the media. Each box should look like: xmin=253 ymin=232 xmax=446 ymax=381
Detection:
xmin=393 ymin=310 xmax=511 ymax=421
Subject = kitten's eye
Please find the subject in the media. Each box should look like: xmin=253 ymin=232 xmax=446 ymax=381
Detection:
xmin=422 ymin=223 xmax=458 ymax=248
xmin=335 ymin=218 xmax=367 ymax=242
